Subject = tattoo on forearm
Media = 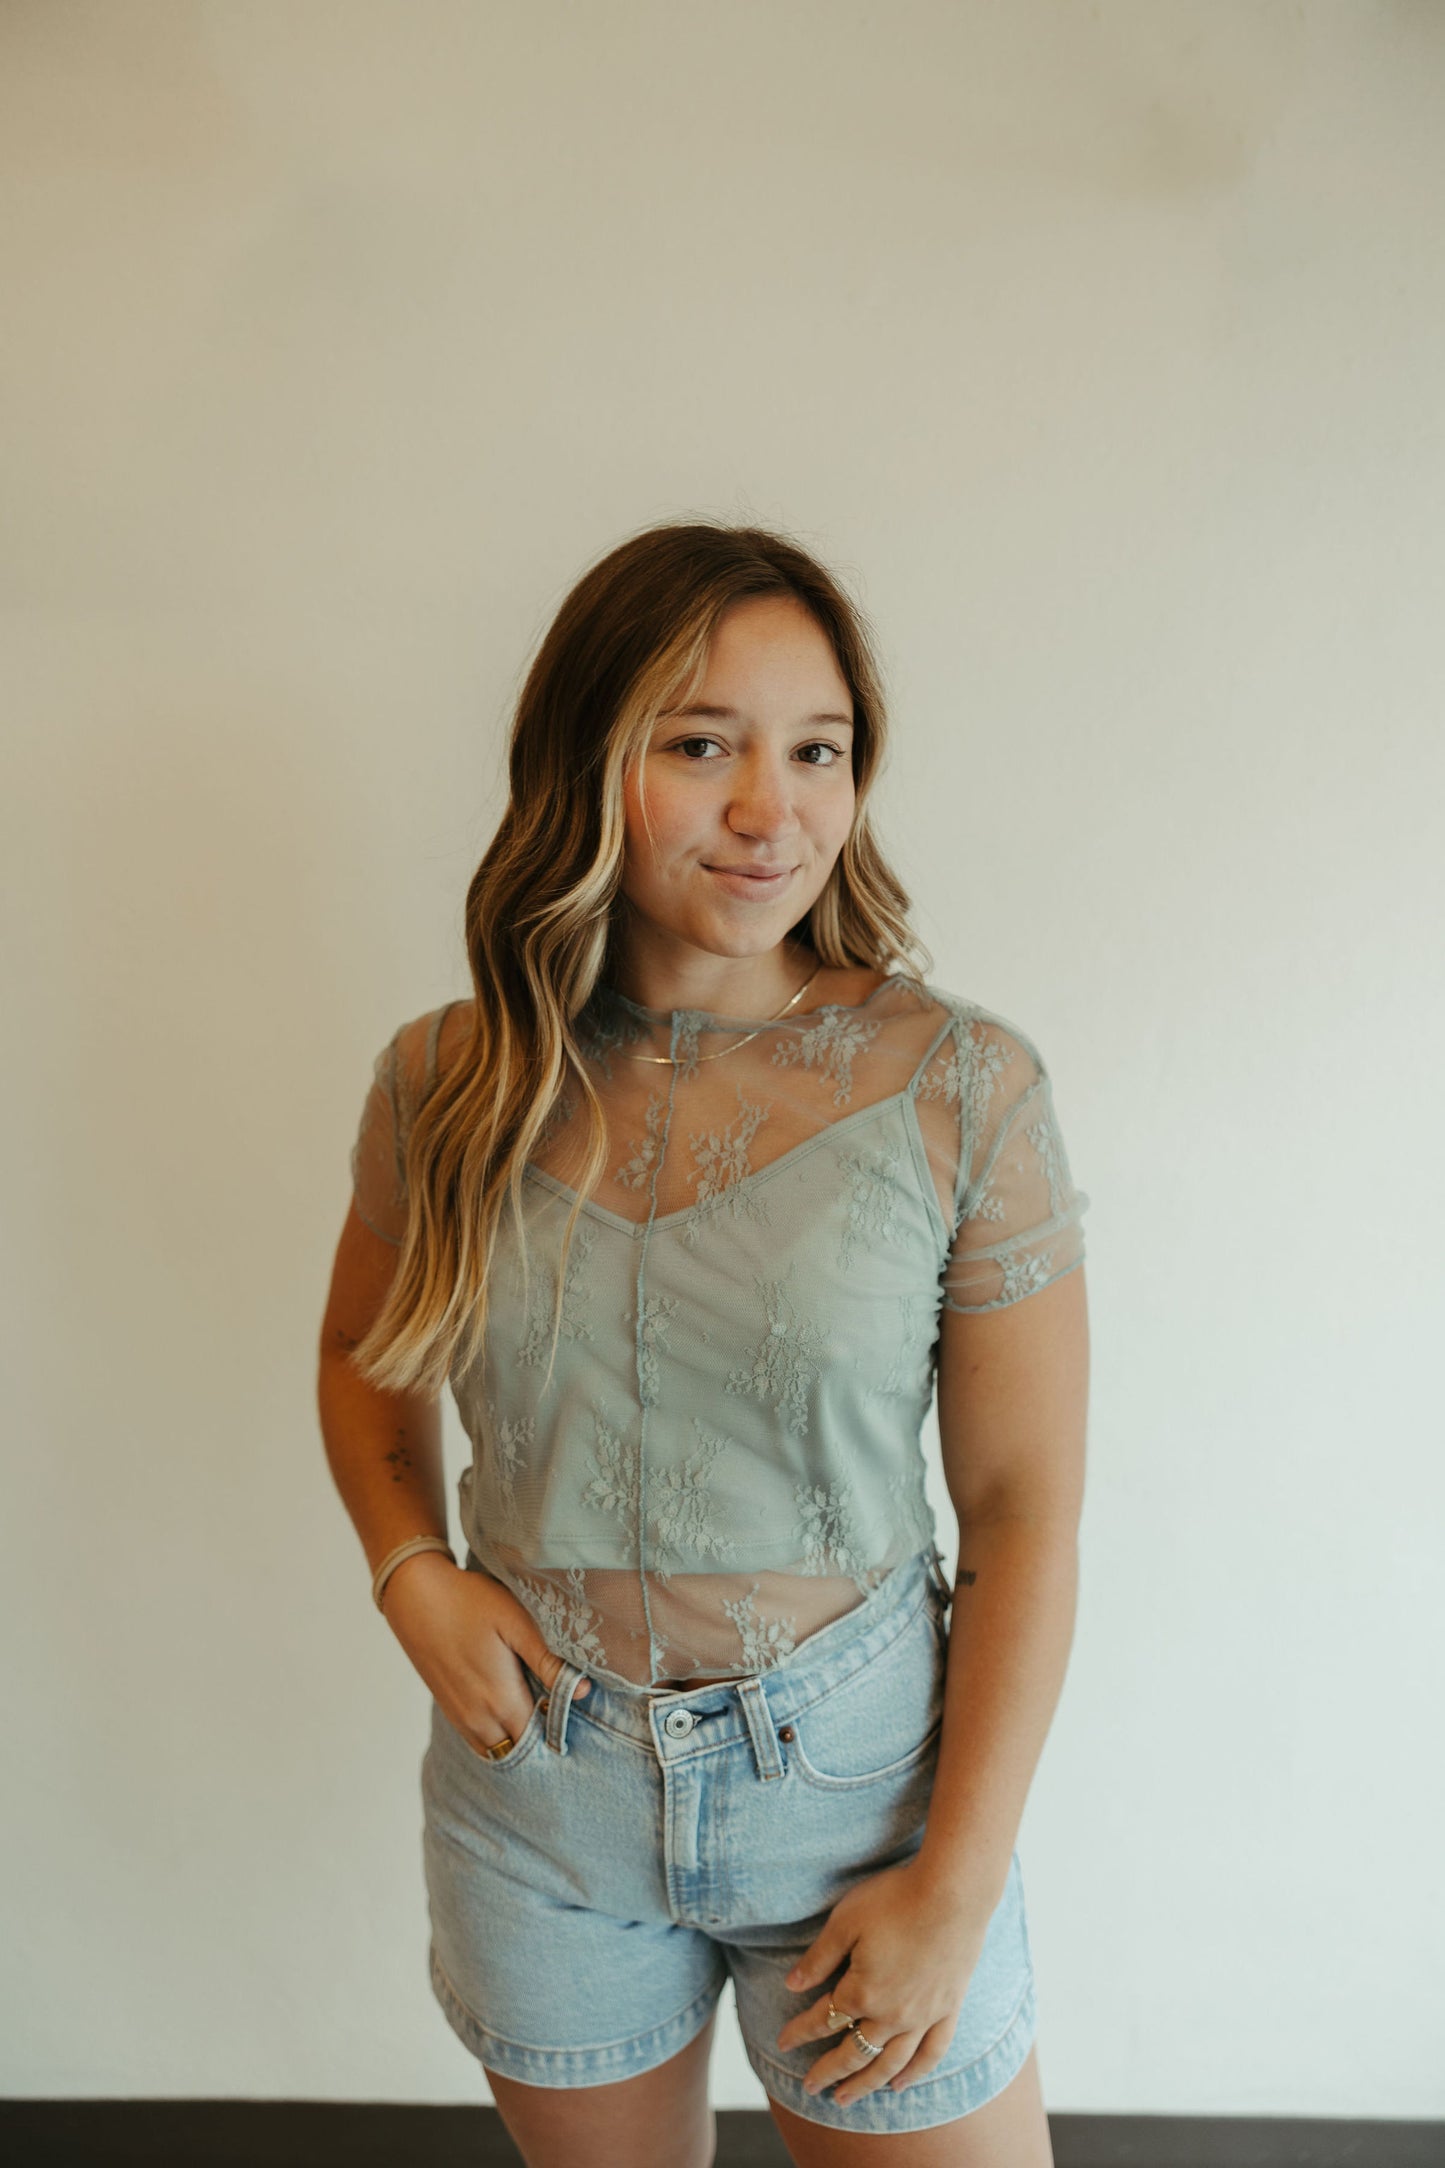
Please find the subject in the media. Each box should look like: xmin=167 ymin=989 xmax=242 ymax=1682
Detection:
xmin=384 ymin=1437 xmax=413 ymax=1482
xmin=955 ymin=1567 xmax=977 ymax=1587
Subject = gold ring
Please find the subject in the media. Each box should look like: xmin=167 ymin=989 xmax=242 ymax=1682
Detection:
xmin=482 ymin=1735 xmax=514 ymax=1759
xmin=823 ymin=1994 xmax=883 ymax=2046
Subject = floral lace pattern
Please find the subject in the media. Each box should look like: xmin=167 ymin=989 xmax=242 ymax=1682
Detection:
xmin=350 ymin=970 xmax=1089 ymax=1687
xmin=647 ymin=1420 xmax=737 ymax=1574
xmin=515 ymin=1564 xmax=608 ymax=1672
xmin=722 ymin=1581 xmax=799 ymax=1669
xmin=616 ymin=1091 xmax=668 ymax=1193
xmin=837 ymin=1140 xmax=905 ymax=1271
xmin=516 ymin=1216 xmax=596 ymax=1365
xmin=769 ymin=1006 xmax=882 ymax=1107
xmin=582 ymin=1402 xmax=639 ymax=1545
xmin=482 ymin=1397 xmax=534 ymax=1538
xmin=859 ymin=1290 xmax=938 ymax=1401
xmin=794 ymin=1477 xmax=872 ymax=1587
xmin=679 ymin=1089 xmax=774 ymax=1249
xmin=725 ymin=1267 xmax=827 ymax=1438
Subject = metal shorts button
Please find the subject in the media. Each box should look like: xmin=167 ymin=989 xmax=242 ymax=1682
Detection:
xmin=663 ymin=1708 xmax=696 ymax=1739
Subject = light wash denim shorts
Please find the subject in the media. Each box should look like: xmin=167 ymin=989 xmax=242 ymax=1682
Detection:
xmin=420 ymin=1545 xmax=1037 ymax=2136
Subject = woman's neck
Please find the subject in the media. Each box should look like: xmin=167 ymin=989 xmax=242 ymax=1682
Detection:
xmin=604 ymin=935 xmax=821 ymax=1019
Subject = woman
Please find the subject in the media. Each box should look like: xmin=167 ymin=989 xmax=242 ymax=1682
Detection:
xmin=318 ymin=522 xmax=1090 ymax=2167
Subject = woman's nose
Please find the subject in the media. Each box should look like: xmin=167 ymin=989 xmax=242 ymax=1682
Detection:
xmin=727 ymin=764 xmax=800 ymax=838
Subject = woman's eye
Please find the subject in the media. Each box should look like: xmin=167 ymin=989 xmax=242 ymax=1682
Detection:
xmin=667 ymin=738 xmax=844 ymax=765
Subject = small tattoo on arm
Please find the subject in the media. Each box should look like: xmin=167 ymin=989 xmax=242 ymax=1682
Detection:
xmin=955 ymin=1567 xmax=977 ymax=1587
xmin=384 ymin=1438 xmax=413 ymax=1482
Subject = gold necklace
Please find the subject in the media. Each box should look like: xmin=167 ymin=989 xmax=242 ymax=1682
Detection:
xmin=611 ymin=958 xmax=823 ymax=1065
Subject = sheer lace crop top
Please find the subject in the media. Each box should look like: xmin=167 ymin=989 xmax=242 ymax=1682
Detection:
xmin=349 ymin=969 xmax=1090 ymax=1690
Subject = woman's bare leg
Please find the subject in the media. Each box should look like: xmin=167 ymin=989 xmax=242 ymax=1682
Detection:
xmin=483 ymin=2005 xmax=719 ymax=2168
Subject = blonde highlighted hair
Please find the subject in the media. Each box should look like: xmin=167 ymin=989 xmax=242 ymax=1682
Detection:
xmin=348 ymin=519 xmax=933 ymax=1399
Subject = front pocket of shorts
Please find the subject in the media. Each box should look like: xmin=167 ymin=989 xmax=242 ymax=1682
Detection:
xmin=786 ymin=1596 xmax=946 ymax=1790
xmin=439 ymin=1689 xmax=547 ymax=1774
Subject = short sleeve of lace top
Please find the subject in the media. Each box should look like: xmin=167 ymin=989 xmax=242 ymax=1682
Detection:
xmin=936 ymin=1011 xmax=1090 ymax=1313
xmin=349 ymin=1034 xmax=404 ymax=1242
xmin=348 ymin=1011 xmax=437 ymax=1245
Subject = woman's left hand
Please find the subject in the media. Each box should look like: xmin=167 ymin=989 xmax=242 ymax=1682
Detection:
xmin=775 ymin=1857 xmax=993 ymax=2105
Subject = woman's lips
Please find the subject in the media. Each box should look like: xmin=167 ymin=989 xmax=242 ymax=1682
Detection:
xmin=703 ymin=863 xmax=795 ymax=898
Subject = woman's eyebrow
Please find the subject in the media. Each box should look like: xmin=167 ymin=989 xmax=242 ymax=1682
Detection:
xmin=659 ymin=703 xmax=855 ymax=729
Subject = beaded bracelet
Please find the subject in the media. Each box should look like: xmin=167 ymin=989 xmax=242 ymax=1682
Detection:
xmin=372 ymin=1533 xmax=455 ymax=1613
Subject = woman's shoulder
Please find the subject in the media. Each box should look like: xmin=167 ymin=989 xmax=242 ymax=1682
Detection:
xmin=385 ymin=995 xmax=475 ymax=1104
xmin=906 ymin=978 xmax=1062 ymax=1087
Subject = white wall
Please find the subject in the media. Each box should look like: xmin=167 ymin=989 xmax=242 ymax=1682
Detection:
xmin=3 ymin=0 xmax=1441 ymax=2118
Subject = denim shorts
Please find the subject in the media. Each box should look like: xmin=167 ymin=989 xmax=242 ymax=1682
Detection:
xmin=420 ymin=1545 xmax=1037 ymax=2136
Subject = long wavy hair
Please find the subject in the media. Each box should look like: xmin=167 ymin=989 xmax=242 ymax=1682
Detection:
xmin=348 ymin=519 xmax=933 ymax=1400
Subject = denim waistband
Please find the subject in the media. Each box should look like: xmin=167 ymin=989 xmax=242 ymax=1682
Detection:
xmin=532 ymin=1544 xmax=951 ymax=1768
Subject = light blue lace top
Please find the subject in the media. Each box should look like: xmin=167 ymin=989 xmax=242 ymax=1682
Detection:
xmin=350 ymin=969 xmax=1089 ymax=1688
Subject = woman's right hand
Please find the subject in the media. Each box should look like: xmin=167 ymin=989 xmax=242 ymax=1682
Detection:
xmin=378 ymin=1552 xmax=590 ymax=1755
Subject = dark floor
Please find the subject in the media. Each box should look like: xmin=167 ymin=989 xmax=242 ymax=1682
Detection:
xmin=0 ymin=2104 xmax=1441 ymax=2166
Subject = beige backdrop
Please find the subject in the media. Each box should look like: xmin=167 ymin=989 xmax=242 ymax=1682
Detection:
xmin=3 ymin=0 xmax=1441 ymax=2118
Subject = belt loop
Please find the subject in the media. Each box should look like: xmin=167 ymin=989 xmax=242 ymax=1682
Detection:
xmin=543 ymin=1661 xmax=587 ymax=1754
xmin=736 ymin=1676 xmax=785 ymax=1781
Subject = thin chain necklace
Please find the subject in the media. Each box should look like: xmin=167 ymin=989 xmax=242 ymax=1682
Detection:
xmin=610 ymin=955 xmax=823 ymax=1065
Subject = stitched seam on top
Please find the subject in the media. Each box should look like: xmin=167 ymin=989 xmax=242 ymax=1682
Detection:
xmin=939 ymin=1250 xmax=1085 ymax=1317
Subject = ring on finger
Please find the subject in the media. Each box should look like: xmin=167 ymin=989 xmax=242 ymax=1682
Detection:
xmin=834 ymin=2028 xmax=891 ymax=2106
xmin=822 ymin=1999 xmax=885 ymax=2059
